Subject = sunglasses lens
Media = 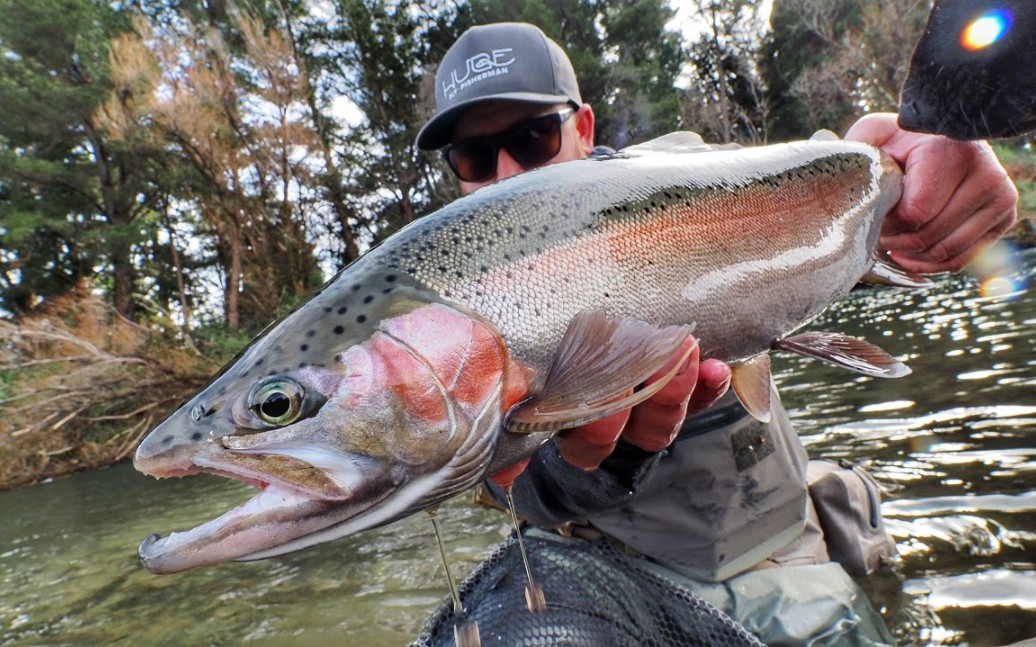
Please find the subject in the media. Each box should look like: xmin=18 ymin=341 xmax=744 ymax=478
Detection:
xmin=506 ymin=117 xmax=563 ymax=167
xmin=444 ymin=110 xmax=571 ymax=182
xmin=446 ymin=141 xmax=496 ymax=182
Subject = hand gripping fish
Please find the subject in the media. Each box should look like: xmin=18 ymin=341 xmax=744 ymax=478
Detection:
xmin=134 ymin=131 xmax=924 ymax=574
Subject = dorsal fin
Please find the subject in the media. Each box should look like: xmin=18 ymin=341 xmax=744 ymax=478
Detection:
xmin=621 ymin=131 xmax=712 ymax=156
xmin=810 ymin=129 xmax=841 ymax=141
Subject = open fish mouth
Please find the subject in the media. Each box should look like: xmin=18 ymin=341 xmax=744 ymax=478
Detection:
xmin=134 ymin=447 xmax=370 ymax=574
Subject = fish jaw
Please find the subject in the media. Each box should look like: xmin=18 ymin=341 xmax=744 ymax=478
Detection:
xmin=134 ymin=434 xmax=397 ymax=574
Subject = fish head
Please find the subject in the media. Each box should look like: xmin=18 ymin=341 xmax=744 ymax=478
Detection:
xmin=134 ymin=270 xmax=531 ymax=573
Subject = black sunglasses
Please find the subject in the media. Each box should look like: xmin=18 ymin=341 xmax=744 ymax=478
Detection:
xmin=442 ymin=108 xmax=575 ymax=182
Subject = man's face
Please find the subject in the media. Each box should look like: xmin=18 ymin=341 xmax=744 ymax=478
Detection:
xmin=450 ymin=101 xmax=594 ymax=194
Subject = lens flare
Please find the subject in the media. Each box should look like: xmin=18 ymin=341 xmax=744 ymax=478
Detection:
xmin=980 ymin=275 xmax=1021 ymax=299
xmin=969 ymin=240 xmax=1027 ymax=300
xmin=961 ymin=9 xmax=1014 ymax=51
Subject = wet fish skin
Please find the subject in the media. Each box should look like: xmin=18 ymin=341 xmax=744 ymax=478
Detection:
xmin=134 ymin=132 xmax=906 ymax=573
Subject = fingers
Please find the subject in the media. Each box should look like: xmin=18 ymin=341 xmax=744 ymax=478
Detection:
xmin=846 ymin=113 xmax=1019 ymax=274
xmin=557 ymin=400 xmax=632 ymax=471
xmin=622 ymin=341 xmax=701 ymax=452
xmin=688 ymin=358 xmax=732 ymax=415
xmin=557 ymin=336 xmax=700 ymax=471
xmin=883 ymin=140 xmax=1016 ymax=272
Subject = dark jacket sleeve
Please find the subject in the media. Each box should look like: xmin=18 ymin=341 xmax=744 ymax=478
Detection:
xmin=483 ymin=437 xmax=662 ymax=527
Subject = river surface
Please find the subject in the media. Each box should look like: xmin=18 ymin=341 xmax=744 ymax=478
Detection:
xmin=2 ymin=247 xmax=1034 ymax=646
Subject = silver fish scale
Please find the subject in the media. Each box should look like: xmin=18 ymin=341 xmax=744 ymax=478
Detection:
xmin=363 ymin=141 xmax=896 ymax=373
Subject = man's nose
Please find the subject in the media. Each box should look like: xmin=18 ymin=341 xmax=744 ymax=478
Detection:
xmin=494 ymin=148 xmax=524 ymax=181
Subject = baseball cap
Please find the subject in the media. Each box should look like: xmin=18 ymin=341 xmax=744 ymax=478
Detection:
xmin=416 ymin=22 xmax=583 ymax=151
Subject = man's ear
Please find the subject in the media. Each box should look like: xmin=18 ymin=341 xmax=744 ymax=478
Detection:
xmin=575 ymin=104 xmax=595 ymax=155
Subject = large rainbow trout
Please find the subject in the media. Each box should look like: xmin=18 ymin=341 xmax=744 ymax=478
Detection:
xmin=134 ymin=131 xmax=921 ymax=574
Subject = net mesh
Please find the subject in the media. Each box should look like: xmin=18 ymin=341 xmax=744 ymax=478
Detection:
xmin=411 ymin=532 xmax=765 ymax=647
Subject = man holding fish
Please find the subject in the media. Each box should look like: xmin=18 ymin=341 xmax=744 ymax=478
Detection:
xmin=412 ymin=22 xmax=1018 ymax=645
xmin=128 ymin=17 xmax=1020 ymax=647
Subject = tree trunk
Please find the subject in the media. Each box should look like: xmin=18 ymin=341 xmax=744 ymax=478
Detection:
xmin=226 ymin=223 xmax=242 ymax=331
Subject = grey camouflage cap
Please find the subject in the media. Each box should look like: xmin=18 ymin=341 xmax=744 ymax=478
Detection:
xmin=416 ymin=23 xmax=583 ymax=151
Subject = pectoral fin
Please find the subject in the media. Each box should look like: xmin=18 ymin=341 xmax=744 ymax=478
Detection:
xmin=773 ymin=331 xmax=910 ymax=378
xmin=862 ymin=257 xmax=934 ymax=288
xmin=505 ymin=311 xmax=695 ymax=433
xmin=730 ymin=354 xmax=773 ymax=423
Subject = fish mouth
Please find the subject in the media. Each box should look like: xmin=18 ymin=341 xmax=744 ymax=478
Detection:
xmin=134 ymin=445 xmax=387 ymax=575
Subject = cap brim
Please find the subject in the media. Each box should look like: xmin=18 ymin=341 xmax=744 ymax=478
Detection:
xmin=416 ymin=92 xmax=577 ymax=151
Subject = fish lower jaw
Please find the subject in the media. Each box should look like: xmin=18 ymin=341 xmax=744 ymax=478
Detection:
xmin=138 ymin=482 xmax=326 ymax=574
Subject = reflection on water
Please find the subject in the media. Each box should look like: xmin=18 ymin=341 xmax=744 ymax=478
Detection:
xmin=2 ymin=249 xmax=1034 ymax=646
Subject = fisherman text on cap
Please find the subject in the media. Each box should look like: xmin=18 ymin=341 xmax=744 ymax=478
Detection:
xmin=416 ymin=22 xmax=583 ymax=151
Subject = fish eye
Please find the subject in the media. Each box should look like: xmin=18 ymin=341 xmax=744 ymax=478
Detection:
xmin=249 ymin=378 xmax=304 ymax=426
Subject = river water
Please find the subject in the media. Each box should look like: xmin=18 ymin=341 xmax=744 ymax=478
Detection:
xmin=2 ymin=247 xmax=1033 ymax=646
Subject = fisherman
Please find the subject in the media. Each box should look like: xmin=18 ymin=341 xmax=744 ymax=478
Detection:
xmin=413 ymin=22 xmax=1019 ymax=646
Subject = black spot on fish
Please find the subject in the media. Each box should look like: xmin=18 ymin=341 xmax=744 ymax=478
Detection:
xmin=385 ymin=274 xmax=396 ymax=282
xmin=351 ymin=283 xmax=361 ymax=291
xmin=162 ymin=435 xmax=174 ymax=445
xmin=333 ymin=325 xmax=344 ymax=334
xmin=299 ymin=362 xmax=308 ymax=369
xmin=240 ymin=371 xmax=250 ymax=378
xmin=382 ymin=287 xmax=394 ymax=294
xmin=191 ymin=432 xmax=203 ymax=441
xmin=357 ymin=314 xmax=367 ymax=323
xmin=218 ymin=386 xmax=227 ymax=396
xmin=363 ymin=295 xmax=374 ymax=304
xmin=301 ymin=344 xmax=309 ymax=352
xmin=306 ymin=330 xmax=316 ymax=338
xmin=334 ymin=353 xmax=342 ymax=362
xmin=255 ymin=358 xmax=264 ymax=367
xmin=338 ymin=306 xmax=348 ymax=314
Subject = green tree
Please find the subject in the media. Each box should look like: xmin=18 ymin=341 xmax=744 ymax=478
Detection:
xmin=104 ymin=9 xmax=324 ymax=330
xmin=761 ymin=0 xmax=928 ymax=139
xmin=465 ymin=0 xmax=685 ymax=148
xmin=679 ymin=0 xmax=771 ymax=144
xmin=0 ymin=0 xmax=158 ymax=319
xmin=599 ymin=0 xmax=684 ymax=147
